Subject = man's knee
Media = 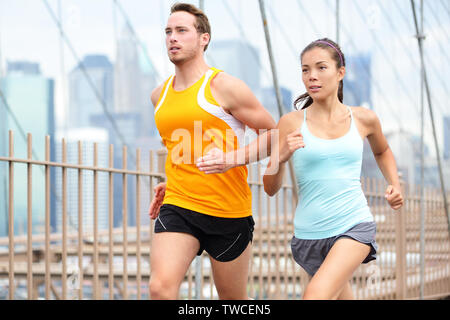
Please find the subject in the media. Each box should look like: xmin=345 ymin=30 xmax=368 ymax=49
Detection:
xmin=149 ymin=276 xmax=179 ymax=300
xmin=216 ymin=290 xmax=249 ymax=300
xmin=215 ymin=283 xmax=249 ymax=300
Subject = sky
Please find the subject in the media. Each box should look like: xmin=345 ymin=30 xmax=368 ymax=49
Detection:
xmin=0 ymin=0 xmax=449 ymax=159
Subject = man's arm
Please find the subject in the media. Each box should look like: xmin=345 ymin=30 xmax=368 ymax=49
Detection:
xmin=196 ymin=72 xmax=277 ymax=173
xmin=151 ymin=83 xmax=165 ymax=108
xmin=211 ymin=72 xmax=276 ymax=133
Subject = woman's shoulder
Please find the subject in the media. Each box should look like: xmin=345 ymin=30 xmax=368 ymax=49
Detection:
xmin=350 ymin=106 xmax=379 ymax=127
xmin=278 ymin=109 xmax=303 ymax=128
xmin=274 ymin=109 xmax=303 ymax=136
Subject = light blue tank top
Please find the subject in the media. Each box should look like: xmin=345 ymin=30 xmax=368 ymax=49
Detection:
xmin=292 ymin=106 xmax=373 ymax=239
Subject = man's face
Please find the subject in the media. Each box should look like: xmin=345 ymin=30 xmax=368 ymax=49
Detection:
xmin=165 ymin=11 xmax=207 ymax=64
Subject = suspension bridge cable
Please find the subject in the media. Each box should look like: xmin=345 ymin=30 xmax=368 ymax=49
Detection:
xmin=393 ymin=0 xmax=450 ymax=68
xmin=41 ymin=0 xmax=131 ymax=152
xmin=301 ymin=0 xmax=406 ymax=129
xmin=0 ymin=88 xmax=83 ymax=233
xmin=425 ymin=0 xmax=450 ymax=43
xmin=258 ymin=0 xmax=298 ymax=203
xmin=221 ymin=0 xmax=272 ymax=82
xmin=382 ymin=0 xmax=448 ymax=117
xmin=112 ymin=0 xmax=162 ymax=83
xmin=439 ymin=0 xmax=450 ymax=19
xmin=389 ymin=1 xmax=448 ymax=120
xmin=410 ymin=0 xmax=450 ymax=235
xmin=351 ymin=1 xmax=422 ymax=119
xmin=265 ymin=2 xmax=299 ymax=62
xmin=354 ymin=2 xmax=420 ymax=110
xmin=41 ymin=0 xmax=156 ymax=231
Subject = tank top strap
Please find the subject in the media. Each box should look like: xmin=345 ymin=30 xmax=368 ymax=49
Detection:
xmin=346 ymin=106 xmax=358 ymax=134
xmin=302 ymin=106 xmax=356 ymax=137
xmin=347 ymin=105 xmax=354 ymax=122
xmin=304 ymin=106 xmax=351 ymax=121
xmin=207 ymin=67 xmax=223 ymax=82
xmin=154 ymin=75 xmax=174 ymax=115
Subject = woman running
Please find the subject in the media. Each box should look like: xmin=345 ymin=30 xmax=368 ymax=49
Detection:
xmin=263 ymin=38 xmax=404 ymax=299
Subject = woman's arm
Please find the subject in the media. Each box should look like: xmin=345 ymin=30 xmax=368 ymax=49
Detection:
xmin=263 ymin=158 xmax=287 ymax=197
xmin=263 ymin=113 xmax=304 ymax=196
xmin=361 ymin=108 xmax=404 ymax=210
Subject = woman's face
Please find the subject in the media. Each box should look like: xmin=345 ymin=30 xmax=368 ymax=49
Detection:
xmin=301 ymin=47 xmax=345 ymax=101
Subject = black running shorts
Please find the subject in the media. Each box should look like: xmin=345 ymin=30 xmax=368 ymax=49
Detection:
xmin=154 ymin=203 xmax=255 ymax=262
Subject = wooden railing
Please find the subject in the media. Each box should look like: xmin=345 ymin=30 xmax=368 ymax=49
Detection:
xmin=0 ymin=131 xmax=449 ymax=299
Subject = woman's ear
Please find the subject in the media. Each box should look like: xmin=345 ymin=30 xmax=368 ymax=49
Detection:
xmin=338 ymin=66 xmax=346 ymax=82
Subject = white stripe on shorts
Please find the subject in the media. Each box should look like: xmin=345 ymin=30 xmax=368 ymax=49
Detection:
xmin=215 ymin=233 xmax=242 ymax=260
xmin=157 ymin=216 xmax=167 ymax=230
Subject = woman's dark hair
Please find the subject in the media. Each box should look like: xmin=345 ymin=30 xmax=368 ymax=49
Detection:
xmin=293 ymin=38 xmax=346 ymax=110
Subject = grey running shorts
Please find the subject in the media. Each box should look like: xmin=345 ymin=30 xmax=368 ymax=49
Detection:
xmin=290 ymin=221 xmax=378 ymax=276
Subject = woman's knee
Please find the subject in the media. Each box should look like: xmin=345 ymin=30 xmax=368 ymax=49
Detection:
xmin=302 ymin=280 xmax=352 ymax=300
xmin=302 ymin=281 xmax=331 ymax=300
xmin=302 ymin=287 xmax=321 ymax=300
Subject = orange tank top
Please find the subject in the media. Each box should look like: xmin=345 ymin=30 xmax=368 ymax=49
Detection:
xmin=154 ymin=67 xmax=252 ymax=218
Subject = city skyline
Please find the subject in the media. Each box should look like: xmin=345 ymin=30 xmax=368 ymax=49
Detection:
xmin=0 ymin=60 xmax=56 ymax=236
xmin=0 ymin=1 xmax=449 ymax=197
xmin=1 ymin=0 xmax=448 ymax=150
xmin=0 ymin=1 xmax=448 ymax=303
xmin=1 ymin=50 xmax=448 ymax=182
xmin=2 ymin=46 xmax=447 ymax=183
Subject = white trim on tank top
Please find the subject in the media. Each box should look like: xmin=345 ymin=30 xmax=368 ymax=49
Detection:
xmin=154 ymin=75 xmax=174 ymax=115
xmin=197 ymin=69 xmax=246 ymax=148
xmin=303 ymin=105 xmax=355 ymax=141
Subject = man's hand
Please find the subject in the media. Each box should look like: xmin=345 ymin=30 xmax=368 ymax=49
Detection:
xmin=149 ymin=182 xmax=166 ymax=219
xmin=196 ymin=148 xmax=236 ymax=174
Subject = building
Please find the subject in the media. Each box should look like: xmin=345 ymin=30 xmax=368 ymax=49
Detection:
xmin=68 ymin=55 xmax=114 ymax=129
xmin=90 ymin=112 xmax=140 ymax=228
xmin=361 ymin=140 xmax=384 ymax=180
xmin=341 ymin=53 xmax=381 ymax=180
xmin=114 ymin=27 xmax=158 ymax=138
xmin=259 ymin=86 xmax=292 ymax=121
xmin=207 ymin=40 xmax=261 ymax=93
xmin=0 ymin=61 xmax=55 ymax=236
xmin=386 ymin=130 xmax=417 ymax=187
xmin=54 ymin=128 xmax=110 ymax=233
xmin=343 ymin=54 xmax=372 ymax=108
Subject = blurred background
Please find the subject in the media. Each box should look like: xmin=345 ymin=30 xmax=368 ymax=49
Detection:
xmin=2 ymin=0 xmax=449 ymax=235
xmin=0 ymin=0 xmax=449 ymax=300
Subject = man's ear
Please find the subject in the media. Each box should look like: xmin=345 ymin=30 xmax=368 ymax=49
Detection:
xmin=201 ymin=33 xmax=210 ymax=49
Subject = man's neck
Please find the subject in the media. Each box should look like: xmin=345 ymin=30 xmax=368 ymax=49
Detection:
xmin=173 ymin=56 xmax=210 ymax=91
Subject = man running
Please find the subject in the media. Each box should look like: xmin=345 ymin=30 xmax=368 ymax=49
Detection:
xmin=148 ymin=3 xmax=276 ymax=300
